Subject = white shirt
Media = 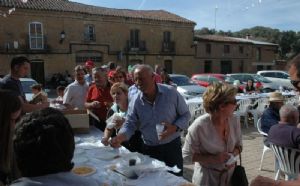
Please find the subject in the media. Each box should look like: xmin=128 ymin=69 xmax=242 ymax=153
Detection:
xmin=63 ymin=80 xmax=88 ymax=109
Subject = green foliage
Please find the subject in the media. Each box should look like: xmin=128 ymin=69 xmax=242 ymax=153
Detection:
xmin=195 ymin=26 xmax=300 ymax=59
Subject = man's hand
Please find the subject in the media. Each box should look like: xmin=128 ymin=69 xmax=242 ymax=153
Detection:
xmin=91 ymin=101 xmax=101 ymax=108
xmin=110 ymin=137 xmax=122 ymax=148
xmin=101 ymin=137 xmax=109 ymax=146
xmin=110 ymin=134 xmax=127 ymax=148
xmin=159 ymin=122 xmax=177 ymax=140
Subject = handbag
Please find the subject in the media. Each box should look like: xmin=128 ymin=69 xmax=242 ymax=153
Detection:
xmin=231 ymin=150 xmax=248 ymax=186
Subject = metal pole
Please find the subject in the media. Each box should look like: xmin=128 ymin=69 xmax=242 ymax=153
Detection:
xmin=214 ymin=5 xmax=218 ymax=31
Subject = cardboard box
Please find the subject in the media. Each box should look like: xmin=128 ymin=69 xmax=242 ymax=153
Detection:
xmin=63 ymin=110 xmax=89 ymax=133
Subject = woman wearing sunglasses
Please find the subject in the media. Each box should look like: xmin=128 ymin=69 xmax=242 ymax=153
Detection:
xmin=182 ymin=83 xmax=242 ymax=186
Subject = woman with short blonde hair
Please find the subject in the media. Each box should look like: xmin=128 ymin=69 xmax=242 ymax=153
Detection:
xmin=183 ymin=83 xmax=242 ymax=186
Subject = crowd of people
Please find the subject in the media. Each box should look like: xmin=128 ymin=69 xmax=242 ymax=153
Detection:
xmin=1 ymin=54 xmax=300 ymax=185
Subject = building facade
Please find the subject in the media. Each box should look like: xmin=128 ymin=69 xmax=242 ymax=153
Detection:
xmin=0 ymin=0 xmax=196 ymax=84
xmin=194 ymin=35 xmax=279 ymax=74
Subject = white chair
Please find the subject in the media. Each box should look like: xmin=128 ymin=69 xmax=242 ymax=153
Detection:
xmin=248 ymin=98 xmax=269 ymax=127
xmin=235 ymin=99 xmax=252 ymax=128
xmin=256 ymin=118 xmax=272 ymax=170
xmin=187 ymin=102 xmax=202 ymax=125
xmin=285 ymin=96 xmax=299 ymax=107
xmin=270 ymin=144 xmax=300 ymax=180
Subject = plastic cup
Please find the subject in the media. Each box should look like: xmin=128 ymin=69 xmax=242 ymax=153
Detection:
xmin=156 ymin=123 xmax=164 ymax=139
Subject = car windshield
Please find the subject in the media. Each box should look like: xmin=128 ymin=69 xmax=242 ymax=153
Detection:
xmin=171 ymin=76 xmax=195 ymax=86
xmin=253 ymin=74 xmax=272 ymax=83
xmin=21 ymin=80 xmax=37 ymax=93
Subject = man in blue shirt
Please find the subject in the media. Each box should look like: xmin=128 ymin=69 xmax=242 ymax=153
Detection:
xmin=0 ymin=56 xmax=49 ymax=113
xmin=111 ymin=65 xmax=190 ymax=176
xmin=261 ymin=92 xmax=284 ymax=146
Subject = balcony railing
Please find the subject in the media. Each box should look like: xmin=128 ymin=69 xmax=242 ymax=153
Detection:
xmin=125 ymin=40 xmax=147 ymax=52
xmin=161 ymin=41 xmax=175 ymax=53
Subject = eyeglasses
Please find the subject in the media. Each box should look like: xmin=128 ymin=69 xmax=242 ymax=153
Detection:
xmin=225 ymin=99 xmax=237 ymax=105
xmin=290 ymin=80 xmax=300 ymax=88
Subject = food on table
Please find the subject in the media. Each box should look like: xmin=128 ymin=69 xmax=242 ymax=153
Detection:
xmin=72 ymin=166 xmax=96 ymax=176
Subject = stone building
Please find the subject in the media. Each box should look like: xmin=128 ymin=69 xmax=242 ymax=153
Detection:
xmin=0 ymin=0 xmax=196 ymax=84
xmin=194 ymin=35 xmax=279 ymax=74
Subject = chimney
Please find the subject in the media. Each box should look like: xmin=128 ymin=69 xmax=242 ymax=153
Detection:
xmin=246 ymin=34 xmax=251 ymax=40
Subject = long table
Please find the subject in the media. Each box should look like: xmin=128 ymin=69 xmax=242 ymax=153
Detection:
xmin=73 ymin=127 xmax=191 ymax=186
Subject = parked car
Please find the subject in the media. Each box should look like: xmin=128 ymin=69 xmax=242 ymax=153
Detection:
xmin=191 ymin=74 xmax=224 ymax=87
xmin=257 ymin=70 xmax=293 ymax=90
xmin=169 ymin=74 xmax=206 ymax=100
xmin=191 ymin=73 xmax=244 ymax=91
xmin=20 ymin=78 xmax=38 ymax=101
xmin=227 ymin=73 xmax=278 ymax=92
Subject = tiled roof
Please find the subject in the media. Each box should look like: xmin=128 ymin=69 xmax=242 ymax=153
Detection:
xmin=195 ymin=35 xmax=278 ymax=46
xmin=0 ymin=0 xmax=195 ymax=25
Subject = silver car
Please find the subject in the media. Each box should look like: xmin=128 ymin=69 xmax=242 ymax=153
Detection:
xmin=169 ymin=74 xmax=206 ymax=100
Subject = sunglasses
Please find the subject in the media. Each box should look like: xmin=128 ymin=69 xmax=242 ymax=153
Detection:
xmin=290 ymin=80 xmax=300 ymax=88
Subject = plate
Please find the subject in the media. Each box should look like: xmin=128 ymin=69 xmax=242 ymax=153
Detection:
xmin=73 ymin=156 xmax=88 ymax=164
xmin=90 ymin=147 xmax=120 ymax=160
xmin=72 ymin=166 xmax=96 ymax=176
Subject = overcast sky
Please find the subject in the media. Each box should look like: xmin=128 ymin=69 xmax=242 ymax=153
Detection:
xmin=71 ymin=0 xmax=299 ymax=32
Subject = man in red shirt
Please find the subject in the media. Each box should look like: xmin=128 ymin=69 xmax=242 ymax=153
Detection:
xmin=85 ymin=67 xmax=113 ymax=131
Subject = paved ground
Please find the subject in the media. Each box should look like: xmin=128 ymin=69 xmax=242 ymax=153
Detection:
xmin=182 ymin=119 xmax=276 ymax=183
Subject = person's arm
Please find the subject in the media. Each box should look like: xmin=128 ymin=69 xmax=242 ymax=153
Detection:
xmin=231 ymin=115 xmax=243 ymax=156
xmin=62 ymin=86 xmax=75 ymax=109
xmin=111 ymin=98 xmax=139 ymax=147
xmin=101 ymin=128 xmax=114 ymax=146
xmin=173 ymin=90 xmax=191 ymax=130
xmin=20 ymin=96 xmax=49 ymax=113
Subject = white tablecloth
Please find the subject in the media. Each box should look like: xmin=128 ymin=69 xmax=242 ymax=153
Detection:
xmin=73 ymin=127 xmax=190 ymax=186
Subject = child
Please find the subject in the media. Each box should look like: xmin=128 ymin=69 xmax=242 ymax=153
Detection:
xmin=29 ymin=84 xmax=48 ymax=104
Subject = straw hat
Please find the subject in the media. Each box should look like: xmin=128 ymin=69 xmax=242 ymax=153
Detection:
xmin=269 ymin=92 xmax=284 ymax=102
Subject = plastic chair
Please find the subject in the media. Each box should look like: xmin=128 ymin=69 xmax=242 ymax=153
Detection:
xmin=248 ymin=98 xmax=269 ymax=127
xmin=235 ymin=99 xmax=252 ymax=128
xmin=256 ymin=118 xmax=272 ymax=170
xmin=270 ymin=144 xmax=300 ymax=180
xmin=187 ymin=102 xmax=202 ymax=125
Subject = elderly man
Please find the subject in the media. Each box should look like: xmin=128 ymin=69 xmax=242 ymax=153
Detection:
xmin=268 ymin=104 xmax=300 ymax=149
xmin=63 ymin=65 xmax=88 ymax=110
xmin=111 ymin=65 xmax=190 ymax=176
xmin=85 ymin=67 xmax=113 ymax=131
xmin=0 ymin=56 xmax=49 ymax=113
xmin=261 ymin=92 xmax=285 ymax=146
